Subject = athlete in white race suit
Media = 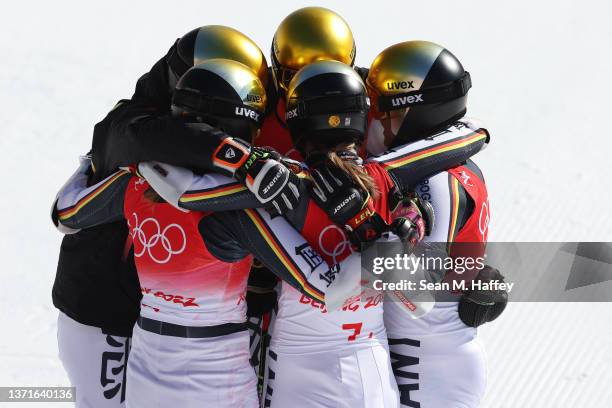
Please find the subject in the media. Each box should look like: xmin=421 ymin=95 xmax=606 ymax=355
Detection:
xmin=151 ymin=62 xmax=488 ymax=408
xmin=364 ymin=39 xmax=493 ymax=408
xmin=264 ymin=119 xmax=489 ymax=408
xmin=53 ymin=61 xmax=362 ymax=408
xmin=380 ymin=151 xmax=490 ymax=408
xmin=157 ymin=118 xmax=487 ymax=408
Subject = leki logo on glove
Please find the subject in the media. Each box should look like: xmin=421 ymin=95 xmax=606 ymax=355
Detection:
xmin=350 ymin=207 xmax=374 ymax=229
xmin=128 ymin=213 xmax=186 ymax=264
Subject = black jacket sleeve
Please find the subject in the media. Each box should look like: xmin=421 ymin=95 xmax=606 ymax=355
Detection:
xmin=91 ymin=104 xmax=231 ymax=180
xmin=89 ymin=43 xmax=233 ymax=182
xmin=199 ymin=209 xmax=348 ymax=304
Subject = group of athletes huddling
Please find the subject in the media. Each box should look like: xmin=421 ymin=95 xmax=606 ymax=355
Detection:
xmin=51 ymin=7 xmax=508 ymax=408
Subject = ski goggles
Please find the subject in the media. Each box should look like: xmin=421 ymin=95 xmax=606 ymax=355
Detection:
xmin=285 ymin=94 xmax=370 ymax=143
xmin=172 ymin=88 xmax=265 ymax=127
xmin=376 ymin=72 xmax=472 ymax=112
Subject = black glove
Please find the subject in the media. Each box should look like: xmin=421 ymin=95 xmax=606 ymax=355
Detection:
xmin=246 ymin=261 xmax=278 ymax=318
xmin=458 ymin=265 xmax=508 ymax=328
xmin=212 ymin=137 xmax=300 ymax=215
xmin=246 ymin=290 xmax=277 ymax=318
xmin=309 ymin=163 xmax=387 ymax=249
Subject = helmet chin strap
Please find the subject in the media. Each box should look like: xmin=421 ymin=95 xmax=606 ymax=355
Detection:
xmin=304 ymin=144 xmax=362 ymax=167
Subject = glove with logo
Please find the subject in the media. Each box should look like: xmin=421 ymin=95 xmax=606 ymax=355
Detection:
xmin=390 ymin=196 xmax=435 ymax=250
xmin=212 ymin=137 xmax=300 ymax=215
xmin=458 ymin=265 xmax=508 ymax=328
xmin=309 ymin=163 xmax=388 ymax=249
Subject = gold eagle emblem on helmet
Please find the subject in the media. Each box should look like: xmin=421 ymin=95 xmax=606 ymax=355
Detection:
xmin=328 ymin=115 xmax=341 ymax=127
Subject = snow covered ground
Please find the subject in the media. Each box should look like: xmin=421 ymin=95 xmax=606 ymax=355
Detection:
xmin=1 ymin=0 xmax=611 ymax=406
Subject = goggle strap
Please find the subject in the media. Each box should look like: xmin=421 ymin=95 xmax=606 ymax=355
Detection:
xmin=172 ymin=88 xmax=265 ymax=126
xmin=291 ymin=113 xmax=367 ymax=134
xmin=287 ymin=95 xmax=370 ymax=119
xmin=377 ymin=72 xmax=472 ymax=112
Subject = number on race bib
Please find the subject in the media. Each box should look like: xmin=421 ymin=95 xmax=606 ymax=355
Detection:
xmin=342 ymin=322 xmax=363 ymax=341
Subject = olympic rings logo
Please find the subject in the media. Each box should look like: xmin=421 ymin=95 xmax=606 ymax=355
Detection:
xmin=318 ymin=224 xmax=353 ymax=264
xmin=128 ymin=213 xmax=187 ymax=264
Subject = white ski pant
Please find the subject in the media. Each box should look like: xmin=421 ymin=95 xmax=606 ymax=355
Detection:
xmin=262 ymin=344 xmax=400 ymax=408
xmin=57 ymin=311 xmax=130 ymax=408
xmin=388 ymin=333 xmax=487 ymax=408
xmin=126 ymin=323 xmax=259 ymax=408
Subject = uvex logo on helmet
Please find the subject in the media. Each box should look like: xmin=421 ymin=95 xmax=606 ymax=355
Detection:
xmin=391 ymin=94 xmax=424 ymax=107
xmin=235 ymin=106 xmax=260 ymax=121
xmin=246 ymin=94 xmax=262 ymax=103
xmin=285 ymin=108 xmax=299 ymax=120
xmin=386 ymin=80 xmax=415 ymax=90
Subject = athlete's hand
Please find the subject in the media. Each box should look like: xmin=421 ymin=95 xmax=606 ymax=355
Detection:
xmin=458 ymin=265 xmax=508 ymax=328
xmin=234 ymin=148 xmax=301 ymax=215
xmin=390 ymin=196 xmax=435 ymax=250
xmin=246 ymin=261 xmax=278 ymax=317
xmin=309 ymin=163 xmax=387 ymax=249
xmin=212 ymin=138 xmax=300 ymax=215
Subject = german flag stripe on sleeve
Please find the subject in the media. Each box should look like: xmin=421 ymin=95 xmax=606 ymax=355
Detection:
xmin=58 ymin=171 xmax=130 ymax=221
xmin=448 ymin=177 xmax=461 ymax=244
xmin=380 ymin=130 xmax=487 ymax=171
xmin=180 ymin=183 xmax=247 ymax=203
xmin=244 ymin=209 xmax=325 ymax=302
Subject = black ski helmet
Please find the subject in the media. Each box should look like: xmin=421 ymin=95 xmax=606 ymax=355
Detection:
xmin=171 ymin=59 xmax=267 ymax=142
xmin=284 ymin=60 xmax=370 ymax=154
xmin=367 ymin=41 xmax=471 ymax=146
xmin=167 ymin=25 xmax=268 ymax=87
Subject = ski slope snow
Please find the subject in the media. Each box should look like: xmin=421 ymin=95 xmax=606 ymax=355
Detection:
xmin=1 ymin=0 xmax=611 ymax=406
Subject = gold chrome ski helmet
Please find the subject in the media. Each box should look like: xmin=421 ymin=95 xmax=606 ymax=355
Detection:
xmin=168 ymin=25 xmax=268 ymax=87
xmin=171 ymin=59 xmax=267 ymax=143
xmin=271 ymin=7 xmax=356 ymax=95
xmin=366 ymin=41 xmax=471 ymax=150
